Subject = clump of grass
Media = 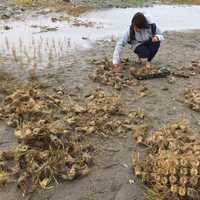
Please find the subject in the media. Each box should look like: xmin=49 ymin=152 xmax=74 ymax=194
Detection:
xmin=28 ymin=62 xmax=38 ymax=81
xmin=5 ymin=37 xmax=10 ymax=51
xmin=0 ymin=70 xmax=13 ymax=82
xmin=13 ymin=0 xmax=36 ymax=6
xmin=11 ymin=47 xmax=18 ymax=62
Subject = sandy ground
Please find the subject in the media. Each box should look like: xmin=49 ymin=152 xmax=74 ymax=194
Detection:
xmin=0 ymin=29 xmax=200 ymax=200
xmin=0 ymin=1 xmax=200 ymax=200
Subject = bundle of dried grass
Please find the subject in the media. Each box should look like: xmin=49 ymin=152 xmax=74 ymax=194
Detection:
xmin=184 ymin=88 xmax=200 ymax=111
xmin=63 ymin=90 xmax=130 ymax=136
xmin=130 ymin=67 xmax=170 ymax=80
xmin=0 ymin=86 xmax=142 ymax=195
xmin=89 ymin=58 xmax=138 ymax=90
xmin=133 ymin=120 xmax=200 ymax=200
xmin=0 ymin=86 xmax=93 ymax=195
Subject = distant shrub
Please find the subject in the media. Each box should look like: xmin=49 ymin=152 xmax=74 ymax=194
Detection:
xmin=13 ymin=0 xmax=36 ymax=6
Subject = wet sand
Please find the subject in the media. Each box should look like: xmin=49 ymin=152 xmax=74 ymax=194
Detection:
xmin=0 ymin=29 xmax=200 ymax=199
xmin=0 ymin=1 xmax=200 ymax=200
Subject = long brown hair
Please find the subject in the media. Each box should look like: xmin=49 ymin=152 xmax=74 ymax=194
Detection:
xmin=129 ymin=12 xmax=149 ymax=42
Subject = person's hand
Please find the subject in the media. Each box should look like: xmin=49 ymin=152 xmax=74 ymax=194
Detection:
xmin=144 ymin=61 xmax=151 ymax=73
xmin=152 ymin=36 xmax=159 ymax=43
xmin=112 ymin=64 xmax=120 ymax=73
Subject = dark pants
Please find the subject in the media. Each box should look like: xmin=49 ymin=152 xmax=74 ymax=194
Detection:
xmin=134 ymin=41 xmax=160 ymax=62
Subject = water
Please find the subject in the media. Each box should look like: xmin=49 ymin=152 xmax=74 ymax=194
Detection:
xmin=84 ymin=5 xmax=200 ymax=32
xmin=0 ymin=5 xmax=200 ymax=68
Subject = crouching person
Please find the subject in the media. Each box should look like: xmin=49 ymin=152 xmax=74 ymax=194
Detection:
xmin=112 ymin=12 xmax=164 ymax=72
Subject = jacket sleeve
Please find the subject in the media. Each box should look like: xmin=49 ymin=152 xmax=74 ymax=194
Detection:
xmin=155 ymin=26 xmax=164 ymax=41
xmin=112 ymin=29 xmax=130 ymax=65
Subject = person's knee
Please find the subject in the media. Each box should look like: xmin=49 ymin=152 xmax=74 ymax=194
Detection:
xmin=135 ymin=46 xmax=150 ymax=59
xmin=140 ymin=52 xmax=150 ymax=59
xmin=153 ymin=41 xmax=160 ymax=49
xmin=148 ymin=42 xmax=160 ymax=61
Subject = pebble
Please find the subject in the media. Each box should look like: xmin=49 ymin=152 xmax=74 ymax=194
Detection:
xmin=3 ymin=25 xmax=12 ymax=30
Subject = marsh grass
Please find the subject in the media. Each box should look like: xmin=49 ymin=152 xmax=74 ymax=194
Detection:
xmin=4 ymin=36 xmax=70 ymax=63
xmin=1 ymin=35 xmax=73 ymax=80
xmin=13 ymin=0 xmax=35 ymax=6
xmin=11 ymin=47 xmax=18 ymax=62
